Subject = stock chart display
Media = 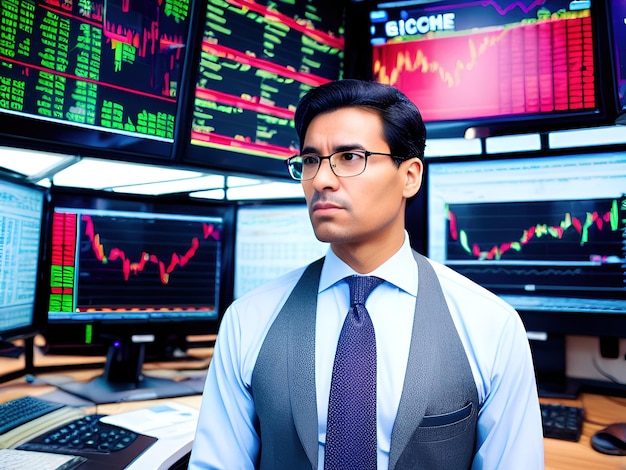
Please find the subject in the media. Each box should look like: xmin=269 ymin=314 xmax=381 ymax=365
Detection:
xmin=188 ymin=0 xmax=345 ymax=165
xmin=427 ymin=152 xmax=626 ymax=303
xmin=48 ymin=208 xmax=223 ymax=318
xmin=0 ymin=0 xmax=191 ymax=143
xmin=445 ymin=197 xmax=626 ymax=293
xmin=369 ymin=0 xmax=597 ymax=122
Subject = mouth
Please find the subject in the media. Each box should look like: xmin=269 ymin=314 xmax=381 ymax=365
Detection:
xmin=311 ymin=201 xmax=343 ymax=215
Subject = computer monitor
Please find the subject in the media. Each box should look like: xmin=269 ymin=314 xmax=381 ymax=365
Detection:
xmin=181 ymin=0 xmax=346 ymax=178
xmin=234 ymin=201 xmax=328 ymax=299
xmin=423 ymin=150 xmax=626 ymax=395
xmin=345 ymin=0 xmax=616 ymax=138
xmin=0 ymin=0 xmax=194 ymax=161
xmin=42 ymin=187 xmax=235 ymax=403
xmin=0 ymin=172 xmax=47 ymax=381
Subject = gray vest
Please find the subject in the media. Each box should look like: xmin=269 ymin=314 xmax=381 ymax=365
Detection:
xmin=251 ymin=251 xmax=478 ymax=469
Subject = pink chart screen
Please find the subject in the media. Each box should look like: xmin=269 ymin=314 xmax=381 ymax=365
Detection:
xmin=370 ymin=0 xmax=596 ymax=122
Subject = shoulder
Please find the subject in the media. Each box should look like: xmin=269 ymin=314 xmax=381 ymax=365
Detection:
xmin=425 ymin=256 xmax=526 ymax=362
xmin=424 ymin=258 xmax=533 ymax=402
xmin=215 ymin=265 xmax=311 ymax=386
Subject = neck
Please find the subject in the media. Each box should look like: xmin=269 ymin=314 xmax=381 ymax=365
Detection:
xmin=331 ymin=230 xmax=406 ymax=274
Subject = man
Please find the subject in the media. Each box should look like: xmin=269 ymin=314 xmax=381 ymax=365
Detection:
xmin=189 ymin=79 xmax=544 ymax=469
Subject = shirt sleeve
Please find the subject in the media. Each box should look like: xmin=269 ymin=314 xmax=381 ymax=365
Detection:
xmin=472 ymin=313 xmax=545 ymax=469
xmin=188 ymin=304 xmax=260 ymax=470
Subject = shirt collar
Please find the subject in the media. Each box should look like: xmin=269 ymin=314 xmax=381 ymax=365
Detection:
xmin=318 ymin=232 xmax=418 ymax=297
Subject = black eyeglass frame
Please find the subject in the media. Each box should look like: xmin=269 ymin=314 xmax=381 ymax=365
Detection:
xmin=284 ymin=149 xmax=405 ymax=181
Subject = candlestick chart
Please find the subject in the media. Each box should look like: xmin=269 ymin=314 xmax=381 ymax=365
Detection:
xmin=48 ymin=210 xmax=223 ymax=315
xmin=444 ymin=197 xmax=625 ymax=294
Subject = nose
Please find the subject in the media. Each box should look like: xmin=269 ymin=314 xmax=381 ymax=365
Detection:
xmin=310 ymin=156 xmax=338 ymax=189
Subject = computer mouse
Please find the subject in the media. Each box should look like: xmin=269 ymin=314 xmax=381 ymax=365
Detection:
xmin=591 ymin=423 xmax=626 ymax=456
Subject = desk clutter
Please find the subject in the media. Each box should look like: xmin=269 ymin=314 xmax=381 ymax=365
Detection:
xmin=0 ymin=395 xmax=198 ymax=469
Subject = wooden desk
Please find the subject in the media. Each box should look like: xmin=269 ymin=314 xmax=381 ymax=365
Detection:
xmin=541 ymin=394 xmax=626 ymax=470
xmin=2 ymin=346 xmax=626 ymax=469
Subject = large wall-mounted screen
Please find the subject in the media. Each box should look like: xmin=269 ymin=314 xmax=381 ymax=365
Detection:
xmin=0 ymin=0 xmax=193 ymax=160
xmin=346 ymin=0 xmax=615 ymax=137
xmin=182 ymin=0 xmax=345 ymax=178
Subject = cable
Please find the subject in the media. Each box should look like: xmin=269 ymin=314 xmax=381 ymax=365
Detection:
xmin=591 ymin=356 xmax=626 ymax=386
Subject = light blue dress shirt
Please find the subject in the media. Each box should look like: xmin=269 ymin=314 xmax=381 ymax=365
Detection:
xmin=189 ymin=234 xmax=544 ymax=469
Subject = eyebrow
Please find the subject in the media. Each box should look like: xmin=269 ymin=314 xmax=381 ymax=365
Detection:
xmin=300 ymin=144 xmax=366 ymax=155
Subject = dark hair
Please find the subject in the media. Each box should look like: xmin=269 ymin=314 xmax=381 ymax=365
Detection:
xmin=294 ymin=79 xmax=427 ymax=161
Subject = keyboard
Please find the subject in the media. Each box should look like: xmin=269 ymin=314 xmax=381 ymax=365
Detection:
xmin=0 ymin=396 xmax=64 ymax=435
xmin=540 ymin=403 xmax=584 ymax=441
xmin=18 ymin=414 xmax=158 ymax=467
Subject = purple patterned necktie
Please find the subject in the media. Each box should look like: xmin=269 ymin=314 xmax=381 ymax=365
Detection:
xmin=324 ymin=275 xmax=384 ymax=470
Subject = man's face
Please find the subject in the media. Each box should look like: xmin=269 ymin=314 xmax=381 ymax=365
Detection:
xmin=301 ymin=107 xmax=422 ymax=254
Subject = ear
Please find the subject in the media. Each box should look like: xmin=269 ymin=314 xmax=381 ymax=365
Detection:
xmin=402 ymin=158 xmax=423 ymax=199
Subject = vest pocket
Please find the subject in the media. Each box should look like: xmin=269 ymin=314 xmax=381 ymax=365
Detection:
xmin=394 ymin=402 xmax=477 ymax=469
xmin=415 ymin=402 xmax=474 ymax=442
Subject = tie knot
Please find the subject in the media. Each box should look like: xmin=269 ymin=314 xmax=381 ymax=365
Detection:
xmin=345 ymin=275 xmax=384 ymax=307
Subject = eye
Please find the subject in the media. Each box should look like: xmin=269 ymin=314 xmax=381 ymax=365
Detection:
xmin=302 ymin=155 xmax=320 ymax=165
xmin=339 ymin=150 xmax=366 ymax=162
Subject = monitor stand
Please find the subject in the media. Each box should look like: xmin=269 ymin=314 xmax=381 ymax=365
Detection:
xmin=60 ymin=335 xmax=205 ymax=404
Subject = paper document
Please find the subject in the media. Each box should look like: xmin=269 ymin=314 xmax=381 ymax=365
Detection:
xmin=100 ymin=401 xmax=198 ymax=437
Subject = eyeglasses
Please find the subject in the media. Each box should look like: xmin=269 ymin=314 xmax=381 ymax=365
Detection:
xmin=285 ymin=149 xmax=398 ymax=181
